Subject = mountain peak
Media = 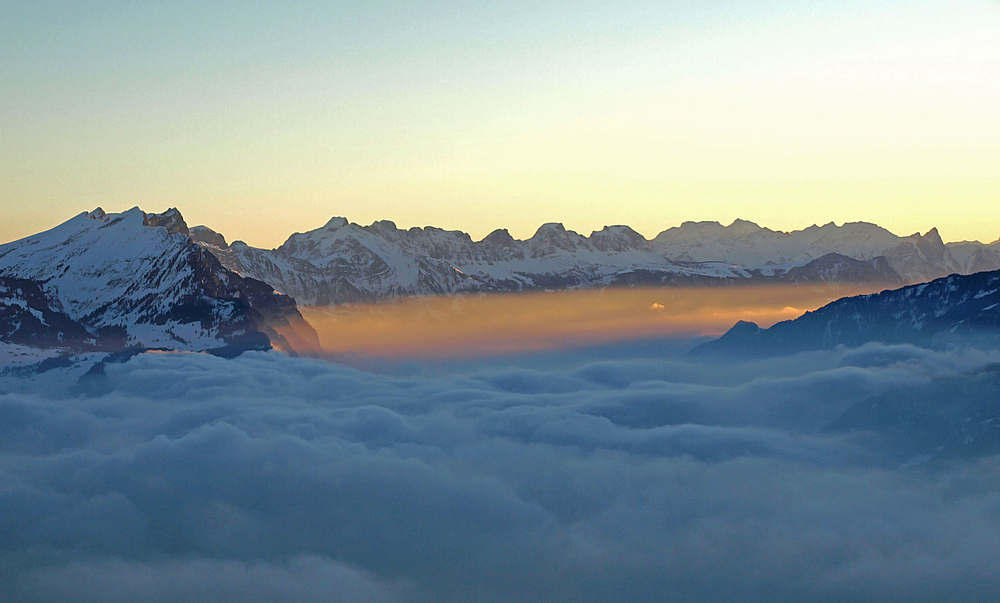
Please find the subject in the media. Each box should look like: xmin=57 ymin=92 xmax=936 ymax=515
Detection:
xmin=923 ymin=227 xmax=944 ymax=246
xmin=482 ymin=228 xmax=517 ymax=247
xmin=590 ymin=225 xmax=649 ymax=252
xmin=86 ymin=208 xmax=108 ymax=221
xmin=594 ymin=224 xmax=640 ymax=234
xmin=0 ymin=208 xmax=317 ymax=355
xmin=190 ymin=225 xmax=228 ymax=249
xmin=902 ymin=228 xmax=945 ymax=247
xmin=143 ymin=208 xmax=190 ymax=237
xmin=731 ymin=320 xmax=762 ymax=333
xmin=323 ymin=217 xmax=349 ymax=231
xmin=729 ymin=219 xmax=761 ymax=229
xmin=681 ymin=220 xmax=722 ymax=227
xmin=368 ymin=220 xmax=399 ymax=234
xmin=535 ymin=222 xmax=567 ymax=235
xmin=527 ymin=223 xmax=586 ymax=255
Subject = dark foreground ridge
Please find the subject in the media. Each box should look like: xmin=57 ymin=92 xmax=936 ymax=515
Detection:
xmin=693 ymin=269 xmax=1000 ymax=358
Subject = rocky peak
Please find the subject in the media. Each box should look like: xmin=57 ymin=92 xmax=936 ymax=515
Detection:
xmin=590 ymin=225 xmax=651 ymax=252
xmin=86 ymin=208 xmax=108 ymax=222
xmin=534 ymin=222 xmax=567 ymax=235
xmin=368 ymin=220 xmax=399 ymax=233
xmin=190 ymin=225 xmax=229 ymax=249
xmin=144 ymin=208 xmax=190 ymax=237
xmin=727 ymin=219 xmax=763 ymax=234
xmin=654 ymin=219 xmax=765 ymax=243
xmin=481 ymin=229 xmax=517 ymax=247
xmin=362 ymin=220 xmax=404 ymax=245
xmin=923 ymin=227 xmax=944 ymax=248
xmin=323 ymin=217 xmax=349 ymax=231
xmin=669 ymin=220 xmax=723 ymax=234
xmin=782 ymin=253 xmax=904 ymax=285
xmin=528 ymin=223 xmax=587 ymax=255
xmin=0 ymin=207 xmax=317 ymax=356
xmin=903 ymin=229 xmax=948 ymax=263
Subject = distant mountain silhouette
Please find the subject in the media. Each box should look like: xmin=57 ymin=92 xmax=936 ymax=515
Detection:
xmin=693 ymin=269 xmax=1000 ymax=357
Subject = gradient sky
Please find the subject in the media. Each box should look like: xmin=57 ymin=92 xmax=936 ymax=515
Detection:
xmin=2 ymin=0 xmax=999 ymax=248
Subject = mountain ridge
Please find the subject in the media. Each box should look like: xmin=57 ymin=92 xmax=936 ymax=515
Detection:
xmin=0 ymin=207 xmax=319 ymax=358
xmin=191 ymin=215 xmax=997 ymax=306
xmin=692 ymin=268 xmax=1000 ymax=358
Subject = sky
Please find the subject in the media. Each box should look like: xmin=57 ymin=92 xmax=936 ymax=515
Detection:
xmin=2 ymin=0 xmax=999 ymax=248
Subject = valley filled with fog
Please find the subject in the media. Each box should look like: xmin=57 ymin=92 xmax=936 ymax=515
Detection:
xmin=4 ymin=296 xmax=1000 ymax=601
xmin=300 ymin=285 xmax=880 ymax=361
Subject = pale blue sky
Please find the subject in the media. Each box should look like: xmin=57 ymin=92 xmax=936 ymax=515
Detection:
xmin=2 ymin=0 xmax=998 ymax=246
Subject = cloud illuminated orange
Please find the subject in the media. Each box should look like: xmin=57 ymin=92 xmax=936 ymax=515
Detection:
xmin=301 ymin=284 xmax=886 ymax=360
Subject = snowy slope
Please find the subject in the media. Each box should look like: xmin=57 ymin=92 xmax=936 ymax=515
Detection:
xmin=0 ymin=276 xmax=96 ymax=350
xmin=947 ymin=240 xmax=1000 ymax=276
xmin=652 ymin=220 xmax=999 ymax=283
xmin=206 ymin=219 xmax=764 ymax=306
xmin=196 ymin=218 xmax=919 ymax=306
xmin=652 ymin=220 xmax=903 ymax=266
xmin=0 ymin=208 xmax=318 ymax=356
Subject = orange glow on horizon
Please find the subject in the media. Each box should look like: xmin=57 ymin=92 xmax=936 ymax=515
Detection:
xmin=301 ymin=284 xmax=885 ymax=360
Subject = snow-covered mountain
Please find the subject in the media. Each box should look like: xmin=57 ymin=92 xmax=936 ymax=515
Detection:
xmin=654 ymin=220 xmax=1000 ymax=283
xmin=0 ymin=208 xmax=319 ymax=357
xmin=693 ymin=268 xmax=1000 ymax=357
xmin=194 ymin=218 xmax=946 ymax=306
xmin=0 ymin=276 xmax=96 ymax=350
xmin=651 ymin=219 xmax=902 ymax=265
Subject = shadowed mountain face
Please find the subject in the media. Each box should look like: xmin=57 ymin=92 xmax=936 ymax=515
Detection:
xmin=190 ymin=217 xmax=981 ymax=306
xmin=694 ymin=269 xmax=1000 ymax=358
xmin=781 ymin=253 xmax=901 ymax=284
xmin=0 ymin=277 xmax=103 ymax=350
xmin=827 ymin=365 xmax=1000 ymax=461
xmin=0 ymin=208 xmax=319 ymax=357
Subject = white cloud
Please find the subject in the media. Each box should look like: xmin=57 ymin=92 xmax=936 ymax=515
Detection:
xmin=2 ymin=345 xmax=1000 ymax=601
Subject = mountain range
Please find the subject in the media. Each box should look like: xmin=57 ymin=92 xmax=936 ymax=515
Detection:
xmin=0 ymin=208 xmax=318 ymax=358
xmin=3 ymin=206 xmax=1000 ymax=365
xmin=191 ymin=215 xmax=1000 ymax=306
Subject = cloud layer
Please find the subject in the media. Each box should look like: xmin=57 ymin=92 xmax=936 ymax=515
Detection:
xmin=3 ymin=344 xmax=1000 ymax=601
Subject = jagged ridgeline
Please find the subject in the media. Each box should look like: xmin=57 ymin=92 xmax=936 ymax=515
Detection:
xmin=693 ymin=269 xmax=1000 ymax=358
xmin=190 ymin=216 xmax=999 ymax=307
xmin=0 ymin=208 xmax=319 ymax=357
xmin=4 ymin=207 xmax=999 ymax=358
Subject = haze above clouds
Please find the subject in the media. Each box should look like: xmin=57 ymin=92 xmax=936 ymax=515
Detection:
xmin=4 ymin=341 xmax=1000 ymax=602
xmin=301 ymin=285 xmax=881 ymax=360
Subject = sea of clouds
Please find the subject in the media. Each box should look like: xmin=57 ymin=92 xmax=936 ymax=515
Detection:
xmin=3 ymin=342 xmax=1000 ymax=602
